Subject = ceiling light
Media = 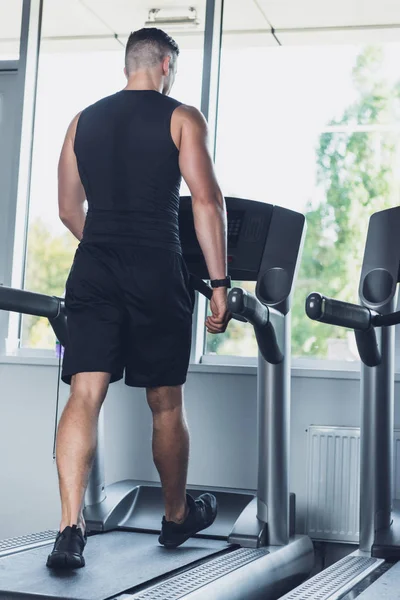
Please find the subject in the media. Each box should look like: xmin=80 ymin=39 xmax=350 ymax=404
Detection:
xmin=145 ymin=7 xmax=200 ymax=30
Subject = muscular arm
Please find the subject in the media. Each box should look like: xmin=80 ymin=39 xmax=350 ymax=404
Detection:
xmin=58 ymin=114 xmax=86 ymax=241
xmin=176 ymin=106 xmax=227 ymax=281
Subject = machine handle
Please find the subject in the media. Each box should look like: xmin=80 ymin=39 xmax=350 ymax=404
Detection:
xmin=228 ymin=288 xmax=284 ymax=364
xmin=0 ymin=285 xmax=69 ymax=348
xmin=189 ymin=274 xmax=247 ymax=322
xmin=306 ymin=292 xmax=372 ymax=331
xmin=354 ymin=329 xmax=381 ymax=367
xmin=373 ymin=311 xmax=400 ymax=327
xmin=228 ymin=287 xmax=269 ymax=326
xmin=0 ymin=285 xmax=61 ymax=319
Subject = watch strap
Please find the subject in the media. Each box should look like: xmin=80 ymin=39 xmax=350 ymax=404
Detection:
xmin=210 ymin=277 xmax=232 ymax=289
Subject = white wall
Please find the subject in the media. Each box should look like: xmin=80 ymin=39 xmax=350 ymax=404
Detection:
xmin=4 ymin=359 xmax=397 ymax=541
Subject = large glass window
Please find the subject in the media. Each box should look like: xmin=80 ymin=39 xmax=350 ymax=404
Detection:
xmin=0 ymin=0 xmax=22 ymax=60
xmin=206 ymin=1 xmax=400 ymax=360
xmin=19 ymin=0 xmax=206 ymax=349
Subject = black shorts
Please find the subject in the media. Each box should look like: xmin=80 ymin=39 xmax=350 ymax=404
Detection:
xmin=61 ymin=243 xmax=195 ymax=388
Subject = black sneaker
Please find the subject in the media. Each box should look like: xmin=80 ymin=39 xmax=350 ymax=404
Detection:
xmin=159 ymin=493 xmax=218 ymax=549
xmin=46 ymin=525 xmax=87 ymax=569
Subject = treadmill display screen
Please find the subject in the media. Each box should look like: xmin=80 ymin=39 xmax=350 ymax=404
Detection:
xmin=227 ymin=211 xmax=245 ymax=248
xmin=179 ymin=210 xmax=245 ymax=250
xmin=179 ymin=197 xmax=274 ymax=281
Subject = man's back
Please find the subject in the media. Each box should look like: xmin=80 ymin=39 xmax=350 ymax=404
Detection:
xmin=76 ymin=90 xmax=182 ymax=251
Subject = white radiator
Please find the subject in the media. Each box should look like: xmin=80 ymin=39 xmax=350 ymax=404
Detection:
xmin=306 ymin=426 xmax=400 ymax=543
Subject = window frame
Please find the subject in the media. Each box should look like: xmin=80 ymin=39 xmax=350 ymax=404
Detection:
xmin=4 ymin=0 xmax=400 ymax=376
xmin=0 ymin=0 xmax=42 ymax=353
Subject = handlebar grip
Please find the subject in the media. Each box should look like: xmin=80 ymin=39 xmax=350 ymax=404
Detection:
xmin=306 ymin=293 xmax=372 ymax=331
xmin=0 ymin=285 xmax=60 ymax=319
xmin=228 ymin=288 xmax=269 ymax=327
xmin=228 ymin=288 xmax=283 ymax=364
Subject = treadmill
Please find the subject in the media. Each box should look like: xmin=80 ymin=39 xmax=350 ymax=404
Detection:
xmin=282 ymin=206 xmax=400 ymax=599
xmin=0 ymin=197 xmax=314 ymax=600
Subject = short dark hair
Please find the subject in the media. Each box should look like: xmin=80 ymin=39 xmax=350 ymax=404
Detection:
xmin=125 ymin=28 xmax=180 ymax=74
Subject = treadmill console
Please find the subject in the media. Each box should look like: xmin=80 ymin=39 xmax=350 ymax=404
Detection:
xmin=179 ymin=196 xmax=306 ymax=313
xmin=179 ymin=197 xmax=273 ymax=281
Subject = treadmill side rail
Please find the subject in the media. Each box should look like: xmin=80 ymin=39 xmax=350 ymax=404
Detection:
xmin=0 ymin=530 xmax=57 ymax=558
xmin=280 ymin=551 xmax=384 ymax=600
xmin=126 ymin=536 xmax=314 ymax=600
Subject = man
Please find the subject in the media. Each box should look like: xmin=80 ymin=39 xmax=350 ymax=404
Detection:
xmin=47 ymin=27 xmax=230 ymax=569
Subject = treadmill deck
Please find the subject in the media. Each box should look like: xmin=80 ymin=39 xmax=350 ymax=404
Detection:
xmin=0 ymin=530 xmax=228 ymax=600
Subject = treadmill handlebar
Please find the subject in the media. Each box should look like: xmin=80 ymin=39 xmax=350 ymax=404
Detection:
xmin=0 ymin=285 xmax=61 ymax=319
xmin=306 ymin=292 xmax=372 ymax=331
xmin=228 ymin=287 xmax=269 ymax=326
xmin=228 ymin=287 xmax=284 ymax=364
xmin=374 ymin=310 xmax=400 ymax=327
xmin=305 ymin=292 xmax=386 ymax=367
xmin=0 ymin=279 xmax=286 ymax=364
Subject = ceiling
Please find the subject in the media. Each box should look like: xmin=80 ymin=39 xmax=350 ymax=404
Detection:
xmin=253 ymin=0 xmax=400 ymax=29
xmin=2 ymin=0 xmax=400 ymax=49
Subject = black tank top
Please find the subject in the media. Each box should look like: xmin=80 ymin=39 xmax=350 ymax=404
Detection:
xmin=75 ymin=90 xmax=182 ymax=252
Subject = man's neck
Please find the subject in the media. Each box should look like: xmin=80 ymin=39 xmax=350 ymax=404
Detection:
xmin=124 ymin=73 xmax=163 ymax=93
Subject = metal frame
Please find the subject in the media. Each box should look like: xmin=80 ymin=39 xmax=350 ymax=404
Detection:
xmin=0 ymin=61 xmax=18 ymax=71
xmin=190 ymin=0 xmax=224 ymax=363
xmin=0 ymin=1 xmax=37 ymax=350
xmin=10 ymin=0 xmax=43 ymax=292
xmin=200 ymin=0 xmax=224 ymax=155
xmin=0 ymin=0 xmax=43 ymax=352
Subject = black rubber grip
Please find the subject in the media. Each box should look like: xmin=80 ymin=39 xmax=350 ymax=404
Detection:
xmin=228 ymin=288 xmax=269 ymax=327
xmin=49 ymin=303 xmax=69 ymax=348
xmin=0 ymin=285 xmax=61 ymax=319
xmin=228 ymin=288 xmax=283 ymax=364
xmin=306 ymin=293 xmax=372 ymax=331
xmin=355 ymin=329 xmax=381 ymax=367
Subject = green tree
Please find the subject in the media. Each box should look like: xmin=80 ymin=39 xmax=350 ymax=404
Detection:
xmin=209 ymin=46 xmax=400 ymax=359
xmin=22 ymin=218 xmax=77 ymax=348
xmin=291 ymin=46 xmax=400 ymax=357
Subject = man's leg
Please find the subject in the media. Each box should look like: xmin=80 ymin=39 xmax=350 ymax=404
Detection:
xmin=56 ymin=372 xmax=110 ymax=532
xmin=146 ymin=385 xmax=189 ymax=523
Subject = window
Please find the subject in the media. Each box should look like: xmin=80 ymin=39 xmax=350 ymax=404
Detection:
xmin=0 ymin=0 xmax=22 ymax=61
xmin=206 ymin=0 xmax=400 ymax=360
xmin=18 ymin=0 xmax=206 ymax=349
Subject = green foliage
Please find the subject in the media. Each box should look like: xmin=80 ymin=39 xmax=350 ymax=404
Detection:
xmin=23 ymin=218 xmax=77 ymax=348
xmin=291 ymin=46 xmax=400 ymax=357
xmin=207 ymin=46 xmax=400 ymax=359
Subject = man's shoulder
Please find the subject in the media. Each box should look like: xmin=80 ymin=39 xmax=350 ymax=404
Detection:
xmin=173 ymin=104 xmax=207 ymax=128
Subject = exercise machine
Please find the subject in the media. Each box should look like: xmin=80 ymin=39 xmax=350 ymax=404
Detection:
xmin=0 ymin=197 xmax=314 ymax=600
xmin=283 ymin=206 xmax=400 ymax=599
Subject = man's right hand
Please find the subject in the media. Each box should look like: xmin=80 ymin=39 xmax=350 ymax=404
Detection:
xmin=206 ymin=288 xmax=231 ymax=334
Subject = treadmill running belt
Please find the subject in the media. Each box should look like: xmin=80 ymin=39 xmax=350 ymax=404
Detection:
xmin=0 ymin=531 xmax=228 ymax=600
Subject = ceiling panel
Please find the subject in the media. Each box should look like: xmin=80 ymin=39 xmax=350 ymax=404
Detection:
xmin=222 ymin=0 xmax=270 ymax=32
xmin=41 ymin=0 xmax=111 ymax=37
xmin=278 ymin=26 xmax=400 ymax=45
xmin=257 ymin=0 xmax=400 ymax=29
xmin=83 ymin=0 xmax=207 ymax=35
xmin=7 ymin=0 xmax=400 ymax=53
xmin=38 ymin=0 xmax=207 ymax=52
